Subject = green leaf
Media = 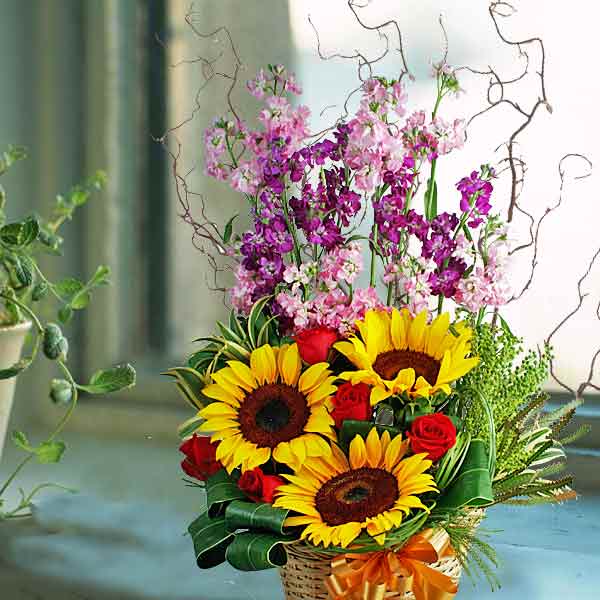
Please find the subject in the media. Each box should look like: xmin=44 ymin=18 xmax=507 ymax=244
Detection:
xmin=0 ymin=216 xmax=39 ymax=248
xmin=177 ymin=414 xmax=204 ymax=440
xmin=0 ymin=358 xmax=30 ymax=380
xmin=42 ymin=323 xmax=69 ymax=361
xmin=54 ymin=277 xmax=85 ymax=302
xmin=58 ymin=305 xmax=74 ymax=324
xmin=9 ymin=255 xmax=33 ymax=288
xmin=223 ymin=214 xmax=238 ymax=244
xmin=31 ymin=282 xmax=49 ymax=301
xmin=188 ymin=512 xmax=235 ymax=569
xmin=89 ymin=264 xmax=111 ymax=286
xmin=11 ymin=430 xmax=32 ymax=452
xmin=36 ymin=440 xmax=66 ymax=464
xmin=49 ymin=378 xmax=74 ymax=405
xmin=163 ymin=366 xmax=208 ymax=410
xmin=78 ymin=363 xmax=136 ymax=394
xmin=225 ymin=501 xmax=290 ymax=535
xmin=436 ymin=439 xmax=494 ymax=509
xmin=225 ymin=532 xmax=289 ymax=571
xmin=206 ymin=469 xmax=246 ymax=518
xmin=339 ymin=420 xmax=400 ymax=449
xmin=70 ymin=291 xmax=91 ymax=310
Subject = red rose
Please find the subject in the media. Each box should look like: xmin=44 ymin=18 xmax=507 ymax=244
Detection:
xmin=331 ymin=382 xmax=372 ymax=429
xmin=179 ymin=433 xmax=222 ymax=481
xmin=408 ymin=414 xmax=457 ymax=462
xmin=294 ymin=326 xmax=339 ymax=364
xmin=238 ymin=467 xmax=285 ymax=503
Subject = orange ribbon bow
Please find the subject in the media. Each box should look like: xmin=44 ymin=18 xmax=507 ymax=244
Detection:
xmin=326 ymin=529 xmax=458 ymax=600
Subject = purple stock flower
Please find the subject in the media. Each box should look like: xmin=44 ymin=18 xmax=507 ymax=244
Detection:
xmin=457 ymin=167 xmax=494 ymax=227
xmin=429 ymin=257 xmax=467 ymax=297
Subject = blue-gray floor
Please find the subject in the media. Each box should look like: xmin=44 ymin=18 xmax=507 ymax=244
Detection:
xmin=1 ymin=431 xmax=599 ymax=599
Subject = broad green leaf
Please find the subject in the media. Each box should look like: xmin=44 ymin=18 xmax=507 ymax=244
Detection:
xmin=78 ymin=363 xmax=136 ymax=394
xmin=163 ymin=367 xmax=208 ymax=410
xmin=436 ymin=439 xmax=494 ymax=509
xmin=225 ymin=501 xmax=290 ymax=535
xmin=206 ymin=469 xmax=246 ymax=518
xmin=0 ymin=216 xmax=39 ymax=247
xmin=0 ymin=358 xmax=30 ymax=380
xmin=9 ymin=254 xmax=33 ymax=287
xmin=188 ymin=512 xmax=234 ymax=569
xmin=36 ymin=440 xmax=66 ymax=464
xmin=225 ymin=532 xmax=290 ymax=571
xmin=11 ymin=430 xmax=32 ymax=452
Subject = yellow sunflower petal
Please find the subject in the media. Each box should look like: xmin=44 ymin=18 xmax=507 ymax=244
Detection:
xmin=407 ymin=310 xmax=428 ymax=352
xmin=384 ymin=434 xmax=409 ymax=470
xmin=244 ymin=446 xmax=271 ymax=471
xmin=199 ymin=402 xmax=238 ymax=419
xmin=278 ymin=343 xmax=302 ymax=386
xmin=227 ymin=361 xmax=258 ymax=391
xmin=349 ymin=434 xmax=367 ymax=469
xmin=390 ymin=308 xmax=407 ymax=349
xmin=202 ymin=383 xmax=241 ymax=407
xmin=370 ymin=386 xmax=393 ymax=406
xmin=365 ymin=428 xmax=383 ymax=468
xmin=298 ymin=363 xmax=331 ymax=393
xmin=250 ymin=344 xmax=277 ymax=385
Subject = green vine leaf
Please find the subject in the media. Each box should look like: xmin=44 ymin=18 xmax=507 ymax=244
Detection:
xmin=0 ymin=216 xmax=39 ymax=248
xmin=35 ymin=440 xmax=66 ymax=464
xmin=78 ymin=363 xmax=136 ymax=395
xmin=11 ymin=430 xmax=33 ymax=453
xmin=0 ymin=358 xmax=30 ymax=380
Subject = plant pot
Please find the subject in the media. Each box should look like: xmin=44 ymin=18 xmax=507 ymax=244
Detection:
xmin=0 ymin=321 xmax=31 ymax=461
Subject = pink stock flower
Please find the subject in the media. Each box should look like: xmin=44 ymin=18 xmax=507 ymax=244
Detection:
xmin=230 ymin=160 xmax=261 ymax=195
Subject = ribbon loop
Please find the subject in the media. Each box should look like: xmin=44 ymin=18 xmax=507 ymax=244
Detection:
xmin=326 ymin=529 xmax=458 ymax=600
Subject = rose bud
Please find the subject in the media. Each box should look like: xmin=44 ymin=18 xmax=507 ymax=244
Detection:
xmin=238 ymin=467 xmax=285 ymax=503
xmin=294 ymin=326 xmax=339 ymax=364
xmin=408 ymin=413 xmax=457 ymax=462
xmin=331 ymin=382 xmax=372 ymax=429
xmin=179 ymin=433 xmax=222 ymax=481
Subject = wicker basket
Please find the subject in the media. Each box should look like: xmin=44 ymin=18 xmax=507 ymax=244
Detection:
xmin=279 ymin=511 xmax=483 ymax=600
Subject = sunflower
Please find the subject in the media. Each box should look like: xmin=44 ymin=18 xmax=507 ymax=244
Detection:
xmin=198 ymin=343 xmax=337 ymax=473
xmin=334 ymin=308 xmax=479 ymax=405
xmin=274 ymin=428 xmax=437 ymax=548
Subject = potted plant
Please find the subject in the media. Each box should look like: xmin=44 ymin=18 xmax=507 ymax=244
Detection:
xmin=0 ymin=145 xmax=135 ymax=520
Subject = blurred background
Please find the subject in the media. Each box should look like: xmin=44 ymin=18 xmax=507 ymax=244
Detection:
xmin=0 ymin=1 xmax=599 ymax=599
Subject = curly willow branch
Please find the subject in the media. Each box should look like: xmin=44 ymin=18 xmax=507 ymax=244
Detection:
xmin=155 ymin=3 xmax=244 ymax=297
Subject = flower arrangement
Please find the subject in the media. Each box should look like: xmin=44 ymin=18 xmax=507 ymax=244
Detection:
xmin=167 ymin=58 xmax=582 ymax=600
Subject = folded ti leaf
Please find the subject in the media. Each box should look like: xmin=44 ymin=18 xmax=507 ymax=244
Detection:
xmin=188 ymin=512 xmax=235 ymax=569
xmin=339 ymin=420 xmax=400 ymax=449
xmin=436 ymin=439 xmax=494 ymax=509
xmin=225 ymin=500 xmax=291 ymax=535
xmin=225 ymin=532 xmax=290 ymax=571
xmin=206 ymin=469 xmax=246 ymax=517
xmin=162 ymin=366 xmax=208 ymax=410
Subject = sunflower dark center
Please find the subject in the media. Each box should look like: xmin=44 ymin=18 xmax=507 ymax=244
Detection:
xmin=315 ymin=467 xmax=399 ymax=526
xmin=372 ymin=349 xmax=440 ymax=384
xmin=238 ymin=383 xmax=309 ymax=448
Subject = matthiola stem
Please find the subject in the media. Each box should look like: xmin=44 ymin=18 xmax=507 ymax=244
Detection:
xmin=281 ymin=189 xmax=302 ymax=268
xmin=387 ymin=281 xmax=393 ymax=305
xmin=369 ymin=222 xmax=379 ymax=288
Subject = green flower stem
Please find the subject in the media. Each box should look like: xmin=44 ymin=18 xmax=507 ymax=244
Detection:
xmin=281 ymin=189 xmax=302 ymax=269
xmin=369 ymin=222 xmax=379 ymax=287
xmin=386 ymin=281 xmax=393 ymax=305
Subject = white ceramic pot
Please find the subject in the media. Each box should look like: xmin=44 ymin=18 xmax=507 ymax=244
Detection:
xmin=0 ymin=321 xmax=31 ymax=461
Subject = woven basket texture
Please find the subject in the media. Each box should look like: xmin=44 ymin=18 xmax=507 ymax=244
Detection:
xmin=279 ymin=511 xmax=483 ymax=600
